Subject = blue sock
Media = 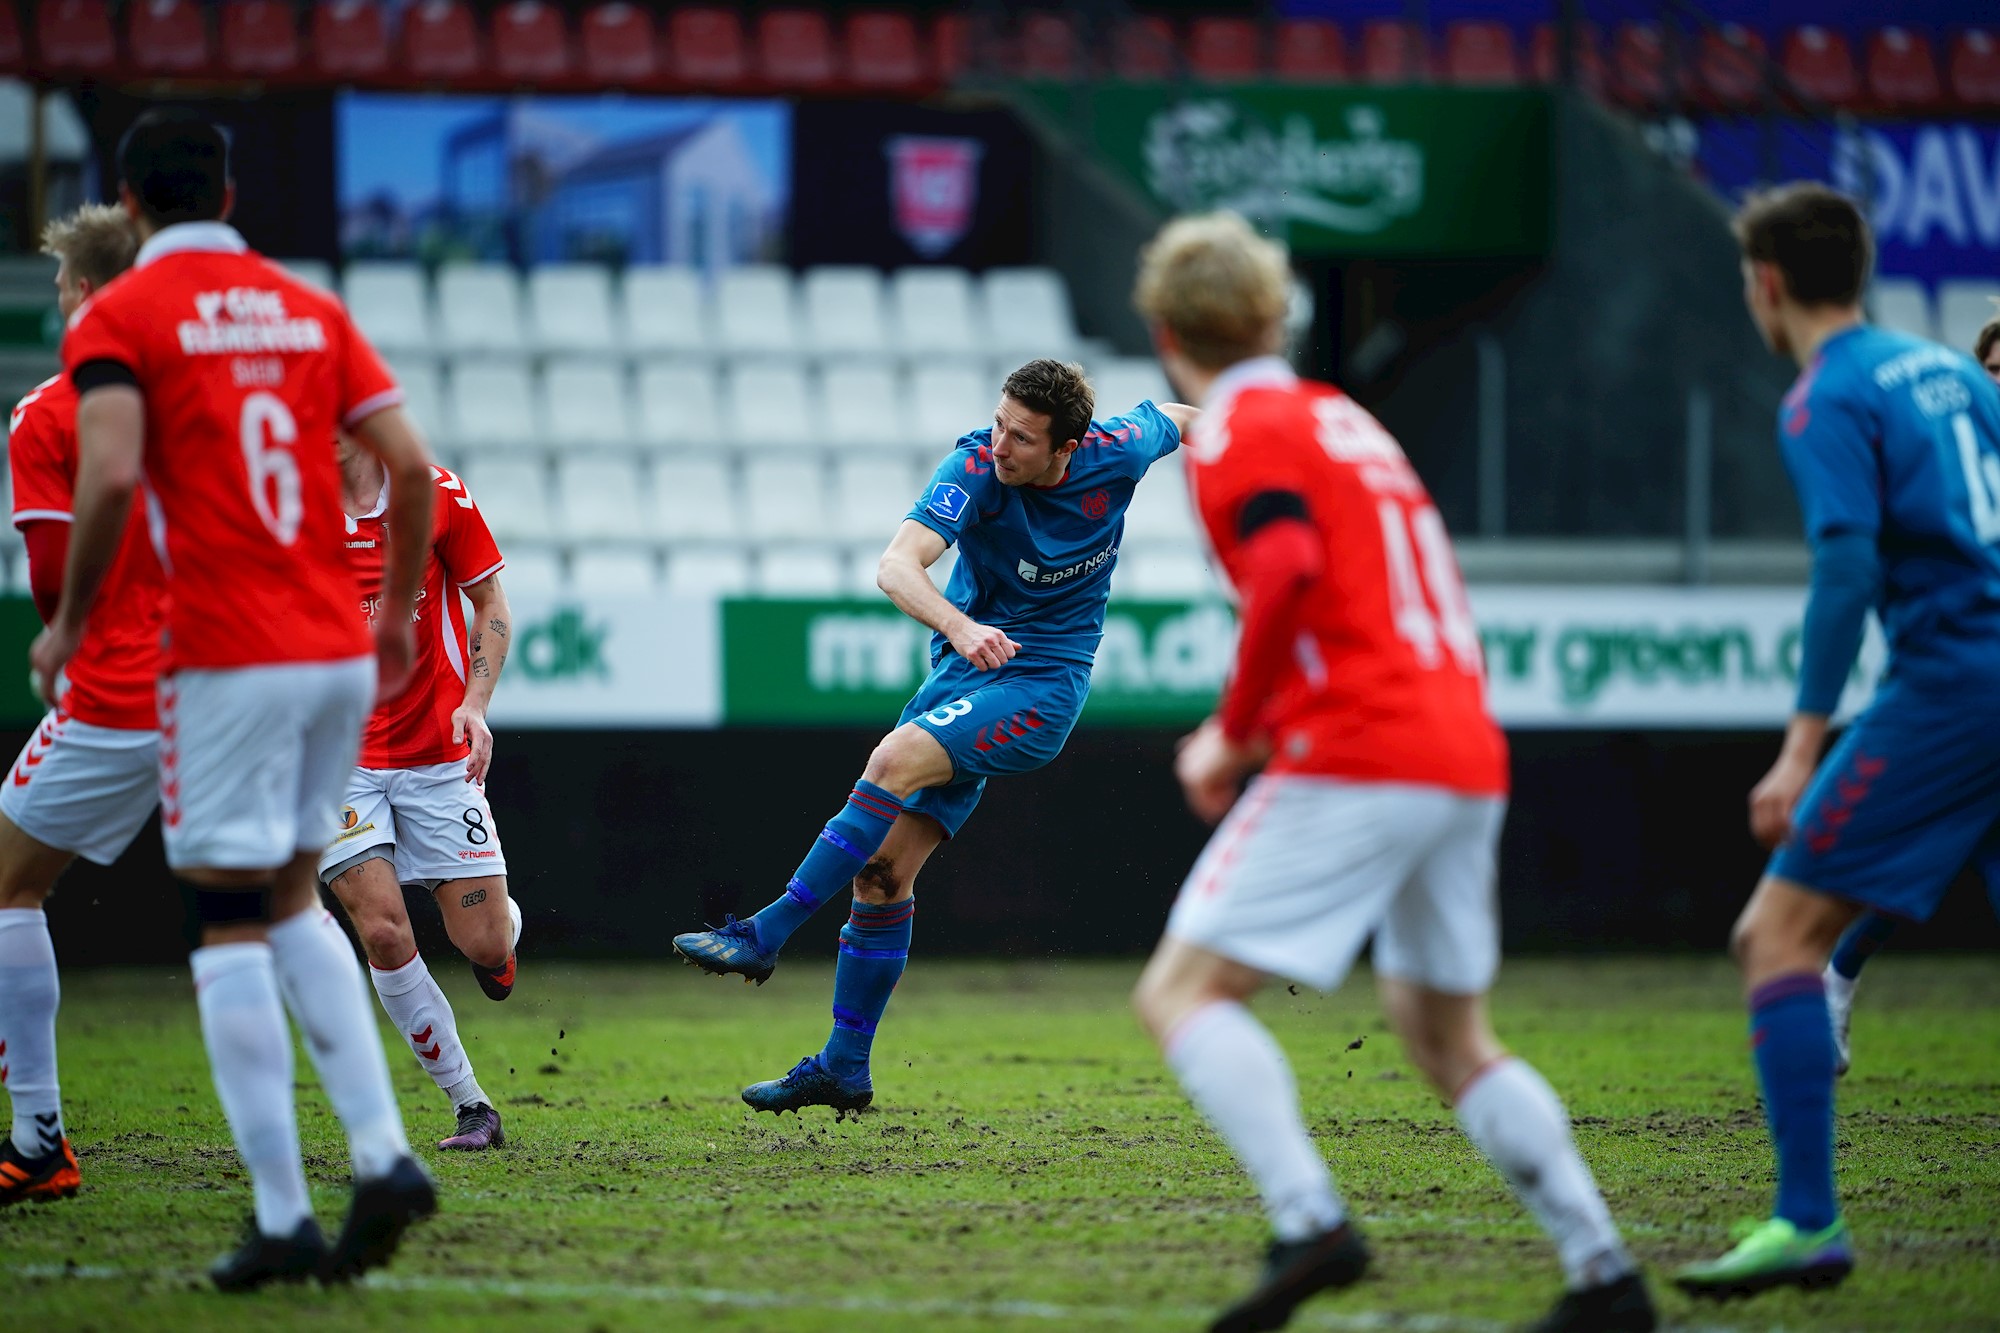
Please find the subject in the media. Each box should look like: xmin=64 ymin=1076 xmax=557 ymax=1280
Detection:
xmin=819 ymin=897 xmax=914 ymax=1084
xmin=1829 ymin=912 xmax=1898 ymax=981
xmin=745 ymin=781 xmax=902 ymax=955
xmin=1750 ymin=973 xmax=1840 ymax=1231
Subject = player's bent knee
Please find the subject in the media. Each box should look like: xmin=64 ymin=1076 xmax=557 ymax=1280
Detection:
xmin=851 ymin=856 xmax=906 ymax=905
xmin=861 ymin=725 xmax=952 ymax=798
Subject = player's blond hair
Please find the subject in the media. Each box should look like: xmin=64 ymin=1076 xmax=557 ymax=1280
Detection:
xmin=40 ymin=203 xmax=139 ymax=290
xmin=1134 ymin=212 xmax=1291 ymax=371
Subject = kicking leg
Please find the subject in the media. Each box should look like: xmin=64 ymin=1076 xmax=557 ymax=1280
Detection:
xmin=438 ymin=874 xmax=518 ymax=1000
xmin=0 ymin=812 xmax=80 ymax=1205
xmin=1823 ymin=911 xmax=1895 ymax=1077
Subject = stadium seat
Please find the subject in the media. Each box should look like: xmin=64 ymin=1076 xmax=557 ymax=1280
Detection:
xmin=497 ymin=545 xmax=562 ymax=598
xmin=541 ymin=360 xmax=634 ymax=447
xmin=1530 ymin=21 xmax=1606 ymax=93
xmin=725 ymin=361 xmax=815 ymax=449
xmin=343 ymin=262 xmax=434 ymax=353
xmin=400 ymin=0 xmax=481 ymax=82
xmin=636 ymin=361 xmax=724 ymax=449
xmin=623 ymin=266 xmax=710 ymax=355
xmin=276 ymin=257 xmax=335 ymax=292
xmin=1442 ymin=21 xmax=1520 ymax=86
xmin=462 ymin=459 xmax=553 ymax=542
xmin=312 ymin=0 xmax=388 ymax=76
xmin=845 ymin=10 xmax=924 ymax=88
xmin=1780 ymin=25 xmax=1859 ymax=107
xmin=665 ymin=547 xmax=752 ymax=596
xmin=128 ymin=0 xmax=212 ymax=74
xmin=892 ymin=267 xmax=983 ymax=359
xmin=1937 ymin=280 xmax=2000 ymax=354
xmin=220 ymin=0 xmax=297 ymax=76
xmin=1112 ymin=15 xmax=1177 ymax=82
xmin=1696 ymin=24 xmax=1767 ymax=110
xmin=1868 ymin=26 xmax=1942 ymax=111
xmin=652 ymin=458 xmax=741 ymax=540
xmin=527 ymin=265 xmax=617 ymax=354
xmin=669 ymin=6 xmax=747 ymax=87
xmin=982 ymin=267 xmax=1079 ymax=361
xmin=449 ymin=361 xmax=540 ymax=451
xmin=910 ymin=363 xmax=991 ymax=449
xmin=579 ymin=1 xmax=655 ymax=83
xmin=830 ymin=455 xmax=918 ymax=541
xmin=386 ymin=359 xmax=448 ymax=447
xmin=437 ymin=264 xmax=527 ymax=354
xmin=755 ymin=547 xmax=847 ymax=597
xmin=1091 ymin=357 xmax=1173 ymax=419
xmin=35 ymin=0 xmax=116 ymax=72
xmin=570 ymin=548 xmax=659 ymax=595
xmin=932 ymin=11 xmax=970 ymax=81
xmin=556 ymin=457 xmax=650 ymax=541
xmin=822 ymin=362 xmax=909 ymax=448
xmin=803 ymin=266 xmax=891 ymax=358
xmin=1273 ymin=17 xmax=1345 ymax=82
xmin=1949 ymin=29 xmax=2000 ymax=108
xmin=715 ymin=265 xmax=800 ymax=356
xmin=491 ymin=0 xmax=570 ymax=83
xmin=1122 ymin=455 xmax=1196 ymax=545
xmin=1359 ymin=19 xmax=1427 ymax=83
xmin=1610 ymin=21 xmax=1676 ymax=106
xmin=742 ymin=458 xmax=828 ymax=538
xmin=758 ymin=8 xmax=836 ymax=89
xmin=1119 ymin=549 xmax=1216 ymax=599
xmin=1869 ymin=278 xmax=1935 ymax=341
xmin=1016 ymin=10 xmax=1079 ymax=79
xmin=1188 ymin=16 xmax=1259 ymax=82
xmin=0 ymin=2 xmax=22 ymax=71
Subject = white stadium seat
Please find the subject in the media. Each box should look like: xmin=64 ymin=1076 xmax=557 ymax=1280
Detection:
xmin=910 ymin=363 xmax=992 ymax=450
xmin=1120 ymin=549 xmax=1218 ymax=599
xmin=755 ymin=546 xmax=848 ymax=596
xmin=726 ymin=361 xmax=816 ymax=449
xmin=385 ymin=358 xmax=448 ymax=448
xmin=716 ymin=264 xmax=801 ymax=355
xmin=830 ymin=456 xmax=919 ymax=542
xmin=983 ymin=267 xmax=1080 ymax=359
xmin=496 ymin=546 xmax=564 ymax=599
xmin=343 ymin=262 xmax=433 ymax=354
xmin=529 ymin=265 xmax=619 ymax=353
xmin=624 ymin=266 xmax=712 ymax=356
xmin=448 ymin=360 xmax=540 ymax=451
xmin=742 ymin=458 xmax=828 ymax=538
xmin=666 ymin=547 xmax=753 ymax=597
xmin=1869 ymin=278 xmax=1934 ymax=342
xmin=461 ymin=459 xmax=553 ymax=543
xmin=1091 ymin=357 xmax=1173 ymax=418
xmin=1122 ymin=454 xmax=1198 ymax=544
xmin=570 ymin=548 xmax=661 ymax=596
xmin=803 ymin=266 xmax=892 ymax=357
xmin=892 ymin=267 xmax=983 ymax=359
xmin=556 ymin=457 xmax=651 ymax=541
xmin=653 ymin=458 xmax=742 ymax=541
xmin=437 ymin=264 xmax=527 ymax=354
xmin=636 ymin=361 xmax=724 ymax=449
xmin=543 ymin=360 xmax=634 ymax=447
xmin=822 ymin=362 xmax=909 ymax=448
xmin=276 ymin=258 xmax=336 ymax=294
xmin=1936 ymin=279 xmax=2000 ymax=354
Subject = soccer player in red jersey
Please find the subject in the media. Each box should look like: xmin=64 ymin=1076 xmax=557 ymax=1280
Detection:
xmin=29 ymin=110 xmax=438 ymax=1289
xmin=0 ymin=205 xmax=149 ymax=1208
xmin=320 ymin=431 xmax=518 ymax=1151
xmin=1128 ymin=215 xmax=1655 ymax=1333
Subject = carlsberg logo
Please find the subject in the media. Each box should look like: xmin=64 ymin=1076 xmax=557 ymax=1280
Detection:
xmin=1142 ymin=102 xmax=1424 ymax=234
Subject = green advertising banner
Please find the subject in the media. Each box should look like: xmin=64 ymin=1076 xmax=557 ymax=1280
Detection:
xmin=0 ymin=598 xmax=53 ymax=726
xmin=1016 ymin=83 xmax=1552 ymax=257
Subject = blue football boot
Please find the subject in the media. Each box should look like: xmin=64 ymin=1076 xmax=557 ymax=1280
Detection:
xmin=672 ymin=915 xmax=778 ymax=985
xmin=742 ymin=1055 xmax=873 ymax=1116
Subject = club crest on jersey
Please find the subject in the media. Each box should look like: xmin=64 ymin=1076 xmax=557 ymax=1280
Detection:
xmin=1082 ymin=488 xmax=1110 ymax=520
xmin=927 ymin=482 xmax=971 ymax=523
xmin=1017 ymin=559 xmax=1039 ymax=582
xmin=887 ymin=136 xmax=984 ymax=259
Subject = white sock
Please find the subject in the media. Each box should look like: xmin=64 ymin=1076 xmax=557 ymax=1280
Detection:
xmin=0 ymin=908 xmax=64 ymax=1152
xmin=369 ymin=950 xmax=482 ymax=1107
xmin=1456 ymin=1058 xmax=1633 ymax=1290
xmin=190 ymin=943 xmax=312 ymax=1237
xmin=266 ymin=911 xmax=411 ymax=1181
xmin=1165 ymin=1001 xmax=1346 ymax=1241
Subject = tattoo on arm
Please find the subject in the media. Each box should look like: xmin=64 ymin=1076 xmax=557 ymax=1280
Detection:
xmin=488 ymin=617 xmax=510 ymax=639
xmin=469 ymin=631 xmax=483 ymax=655
xmin=473 ymin=656 xmax=490 ymax=678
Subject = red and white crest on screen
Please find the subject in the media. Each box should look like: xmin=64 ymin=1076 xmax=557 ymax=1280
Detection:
xmin=886 ymin=135 xmax=983 ymax=259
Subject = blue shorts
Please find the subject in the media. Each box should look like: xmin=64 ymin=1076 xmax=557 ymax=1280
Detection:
xmin=1770 ymin=680 xmax=2000 ymax=922
xmin=895 ymin=653 xmax=1092 ymax=838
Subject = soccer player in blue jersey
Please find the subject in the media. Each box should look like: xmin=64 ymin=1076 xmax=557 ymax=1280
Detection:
xmin=1678 ymin=184 xmax=2000 ymax=1300
xmin=673 ymin=359 xmax=1196 ymax=1112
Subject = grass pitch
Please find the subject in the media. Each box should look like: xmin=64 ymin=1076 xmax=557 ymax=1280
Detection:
xmin=2 ymin=955 xmax=1996 ymax=1332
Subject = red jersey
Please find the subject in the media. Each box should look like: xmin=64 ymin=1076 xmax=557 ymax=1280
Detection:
xmin=9 ymin=373 xmax=167 ymax=729
xmin=346 ymin=467 xmax=504 ymax=769
xmin=1189 ymin=358 xmax=1508 ymax=796
xmin=60 ymin=223 xmax=399 ymax=671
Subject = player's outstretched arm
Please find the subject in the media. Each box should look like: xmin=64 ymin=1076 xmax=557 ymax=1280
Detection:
xmin=30 ymin=384 xmax=143 ymax=704
xmin=1159 ymin=403 xmax=1201 ymax=437
xmin=877 ymin=519 xmax=1019 ymax=671
xmin=351 ymin=405 xmax=437 ymax=697
xmin=453 ymin=574 xmax=512 ymax=784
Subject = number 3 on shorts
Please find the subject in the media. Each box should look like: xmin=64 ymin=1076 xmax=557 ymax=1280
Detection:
xmin=923 ymin=698 xmax=973 ymax=727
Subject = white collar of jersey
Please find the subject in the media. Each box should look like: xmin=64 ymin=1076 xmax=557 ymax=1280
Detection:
xmin=135 ymin=222 xmax=249 ymax=269
xmin=1202 ymin=356 xmax=1297 ymax=420
xmin=343 ymin=476 xmax=391 ymax=533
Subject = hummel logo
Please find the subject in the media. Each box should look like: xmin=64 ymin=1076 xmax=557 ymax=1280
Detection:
xmin=32 ymin=1111 xmax=59 ymax=1155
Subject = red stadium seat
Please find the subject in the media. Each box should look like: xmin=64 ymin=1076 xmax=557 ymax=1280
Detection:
xmin=220 ymin=0 xmax=298 ymax=76
xmin=1189 ymin=16 xmax=1259 ymax=82
xmin=758 ymin=8 xmax=836 ymax=88
xmin=1273 ymin=17 xmax=1345 ymax=82
xmin=0 ymin=0 xmax=22 ymax=70
xmin=580 ymin=2 xmax=655 ymax=85
xmin=933 ymin=12 xmax=970 ymax=81
xmin=491 ymin=0 xmax=569 ymax=82
xmin=35 ymin=0 xmax=116 ymax=72
xmin=1780 ymin=25 xmax=1859 ymax=107
xmin=1696 ymin=23 xmax=1767 ymax=109
xmin=128 ymin=0 xmax=211 ymax=73
xmin=1531 ymin=21 xmax=1605 ymax=94
xmin=669 ymin=6 xmax=746 ymax=87
xmin=1112 ymin=15 xmax=1175 ymax=81
xmin=400 ymin=0 xmax=480 ymax=81
xmin=1611 ymin=21 xmax=1682 ymax=106
xmin=1359 ymin=19 xmax=1426 ymax=83
xmin=1016 ymin=10 xmax=1078 ymax=79
xmin=312 ymin=0 xmax=388 ymax=77
xmin=1442 ymin=20 xmax=1519 ymax=86
xmin=1948 ymin=28 xmax=2000 ymax=108
xmin=845 ymin=10 xmax=923 ymax=89
xmin=1867 ymin=26 xmax=1942 ymax=111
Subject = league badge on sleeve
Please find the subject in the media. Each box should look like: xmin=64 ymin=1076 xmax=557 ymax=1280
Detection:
xmin=927 ymin=482 xmax=971 ymax=523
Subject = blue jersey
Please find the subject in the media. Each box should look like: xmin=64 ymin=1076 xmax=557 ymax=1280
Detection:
xmin=1780 ymin=325 xmax=2000 ymax=693
xmin=905 ymin=401 xmax=1182 ymax=666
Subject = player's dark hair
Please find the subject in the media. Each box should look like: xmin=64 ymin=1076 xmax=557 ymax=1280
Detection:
xmin=1977 ymin=314 xmax=2000 ymax=366
xmin=116 ymin=108 xmax=230 ymax=226
xmin=1732 ymin=183 xmax=1872 ymax=308
xmin=1001 ymin=359 xmax=1094 ymax=453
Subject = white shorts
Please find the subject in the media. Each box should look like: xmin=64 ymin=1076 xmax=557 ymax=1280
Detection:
xmin=0 ymin=710 xmax=159 ymax=866
xmin=317 ymin=760 xmax=507 ymax=889
xmin=160 ymin=658 xmax=376 ymax=872
xmin=1165 ymin=775 xmax=1507 ymax=995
